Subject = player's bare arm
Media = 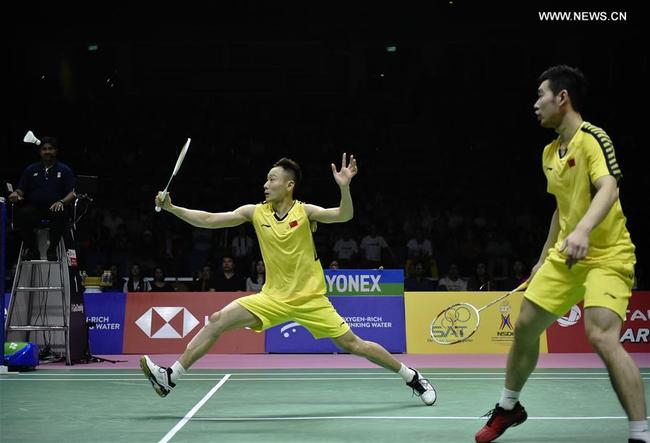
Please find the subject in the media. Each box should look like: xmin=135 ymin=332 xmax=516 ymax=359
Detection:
xmin=305 ymin=153 xmax=358 ymax=224
xmin=560 ymin=174 xmax=618 ymax=267
xmin=155 ymin=192 xmax=255 ymax=229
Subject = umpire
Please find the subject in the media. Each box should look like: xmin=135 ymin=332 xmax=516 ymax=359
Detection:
xmin=8 ymin=136 xmax=76 ymax=261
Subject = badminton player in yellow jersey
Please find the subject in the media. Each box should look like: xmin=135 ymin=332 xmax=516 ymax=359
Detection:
xmin=140 ymin=154 xmax=436 ymax=405
xmin=476 ymin=66 xmax=648 ymax=443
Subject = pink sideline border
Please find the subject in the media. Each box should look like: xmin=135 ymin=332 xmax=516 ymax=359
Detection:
xmin=35 ymin=353 xmax=650 ymax=370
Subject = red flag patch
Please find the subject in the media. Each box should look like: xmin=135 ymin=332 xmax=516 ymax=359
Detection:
xmin=568 ymin=158 xmax=576 ymax=167
xmin=289 ymin=220 xmax=298 ymax=228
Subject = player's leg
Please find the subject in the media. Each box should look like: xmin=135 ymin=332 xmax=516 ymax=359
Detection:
xmin=583 ymin=263 xmax=648 ymax=442
xmin=504 ymin=298 xmax=558 ymax=392
xmin=585 ymin=307 xmax=648 ymax=441
xmin=475 ymin=298 xmax=557 ymax=443
xmin=140 ymin=300 xmax=261 ymax=397
xmin=332 ymin=329 xmax=400 ymax=371
xmin=179 ymin=301 xmax=262 ymax=368
xmin=331 ymin=328 xmax=437 ymax=405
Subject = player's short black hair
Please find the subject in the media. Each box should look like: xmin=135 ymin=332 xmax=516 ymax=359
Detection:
xmin=273 ymin=158 xmax=302 ymax=187
xmin=538 ymin=65 xmax=587 ymax=113
xmin=40 ymin=136 xmax=58 ymax=149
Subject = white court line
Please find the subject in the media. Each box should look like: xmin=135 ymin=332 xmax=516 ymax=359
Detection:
xmin=227 ymin=376 xmax=648 ymax=381
xmin=19 ymin=371 xmax=650 ymax=376
xmin=4 ymin=376 xmax=650 ymax=381
xmin=191 ymin=415 xmax=650 ymax=421
xmin=158 ymin=374 xmax=230 ymax=443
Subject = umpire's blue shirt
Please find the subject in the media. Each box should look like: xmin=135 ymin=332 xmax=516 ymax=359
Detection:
xmin=17 ymin=161 xmax=76 ymax=206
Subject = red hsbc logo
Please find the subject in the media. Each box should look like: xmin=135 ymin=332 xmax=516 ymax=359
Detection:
xmin=135 ymin=307 xmax=200 ymax=339
xmin=123 ymin=292 xmax=264 ymax=354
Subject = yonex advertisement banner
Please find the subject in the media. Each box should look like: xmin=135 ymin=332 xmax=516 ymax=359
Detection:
xmin=546 ymin=292 xmax=650 ymax=353
xmin=84 ymin=292 xmax=126 ymax=354
xmin=122 ymin=292 xmax=264 ymax=354
xmin=405 ymin=291 xmax=549 ymax=354
xmin=324 ymin=269 xmax=404 ymax=296
xmin=265 ymin=269 xmax=406 ymax=353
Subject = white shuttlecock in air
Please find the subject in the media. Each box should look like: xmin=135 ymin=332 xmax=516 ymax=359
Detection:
xmin=24 ymin=130 xmax=41 ymax=145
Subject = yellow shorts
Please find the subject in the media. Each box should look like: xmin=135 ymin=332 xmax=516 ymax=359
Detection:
xmin=236 ymin=292 xmax=351 ymax=339
xmin=524 ymin=253 xmax=635 ymax=321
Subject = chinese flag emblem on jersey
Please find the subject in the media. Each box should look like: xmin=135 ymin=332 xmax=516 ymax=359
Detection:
xmin=289 ymin=220 xmax=298 ymax=228
xmin=568 ymin=158 xmax=576 ymax=167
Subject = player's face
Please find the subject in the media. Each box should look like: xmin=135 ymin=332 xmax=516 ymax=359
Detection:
xmin=264 ymin=166 xmax=294 ymax=202
xmin=534 ymin=80 xmax=562 ymax=128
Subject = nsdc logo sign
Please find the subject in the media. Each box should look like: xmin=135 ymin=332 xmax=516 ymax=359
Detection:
xmin=557 ymin=305 xmax=582 ymax=327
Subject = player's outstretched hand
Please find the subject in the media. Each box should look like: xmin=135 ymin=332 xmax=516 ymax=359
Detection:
xmin=155 ymin=192 xmax=173 ymax=211
xmin=331 ymin=153 xmax=358 ymax=187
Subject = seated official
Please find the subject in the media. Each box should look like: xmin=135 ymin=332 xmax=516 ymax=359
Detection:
xmin=9 ymin=137 xmax=76 ymax=261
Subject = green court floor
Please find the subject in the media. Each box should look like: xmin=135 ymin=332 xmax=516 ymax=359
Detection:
xmin=1 ymin=368 xmax=648 ymax=442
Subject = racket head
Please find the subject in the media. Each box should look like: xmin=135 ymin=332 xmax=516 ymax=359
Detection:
xmin=172 ymin=138 xmax=191 ymax=176
xmin=430 ymin=302 xmax=480 ymax=345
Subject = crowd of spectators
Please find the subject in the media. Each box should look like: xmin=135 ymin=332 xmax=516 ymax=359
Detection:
xmin=6 ymin=195 xmax=620 ymax=292
xmin=5 ymin=22 xmax=646 ymax=291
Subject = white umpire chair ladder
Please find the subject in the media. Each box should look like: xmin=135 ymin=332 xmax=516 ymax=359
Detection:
xmin=5 ymin=230 xmax=71 ymax=365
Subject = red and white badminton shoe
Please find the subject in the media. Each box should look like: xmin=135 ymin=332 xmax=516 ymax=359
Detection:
xmin=475 ymin=402 xmax=528 ymax=442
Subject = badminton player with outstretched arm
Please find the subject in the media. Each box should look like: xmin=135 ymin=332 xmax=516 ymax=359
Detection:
xmin=475 ymin=66 xmax=647 ymax=443
xmin=140 ymin=155 xmax=436 ymax=406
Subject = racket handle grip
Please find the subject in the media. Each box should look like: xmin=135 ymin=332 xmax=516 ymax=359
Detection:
xmin=155 ymin=191 xmax=168 ymax=213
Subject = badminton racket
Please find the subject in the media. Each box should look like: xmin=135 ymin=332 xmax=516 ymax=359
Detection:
xmin=430 ymin=280 xmax=529 ymax=345
xmin=155 ymin=138 xmax=191 ymax=212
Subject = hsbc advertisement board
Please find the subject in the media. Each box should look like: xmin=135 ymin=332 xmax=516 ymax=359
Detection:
xmin=546 ymin=291 xmax=650 ymax=353
xmin=122 ymin=292 xmax=264 ymax=354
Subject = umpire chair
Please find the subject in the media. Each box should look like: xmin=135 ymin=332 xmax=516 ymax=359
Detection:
xmin=4 ymin=176 xmax=96 ymax=365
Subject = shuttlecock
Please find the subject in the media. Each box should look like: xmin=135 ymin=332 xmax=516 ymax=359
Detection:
xmin=24 ymin=130 xmax=41 ymax=146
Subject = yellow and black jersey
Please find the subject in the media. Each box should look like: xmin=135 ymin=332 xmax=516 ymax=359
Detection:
xmin=542 ymin=121 xmax=635 ymax=264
